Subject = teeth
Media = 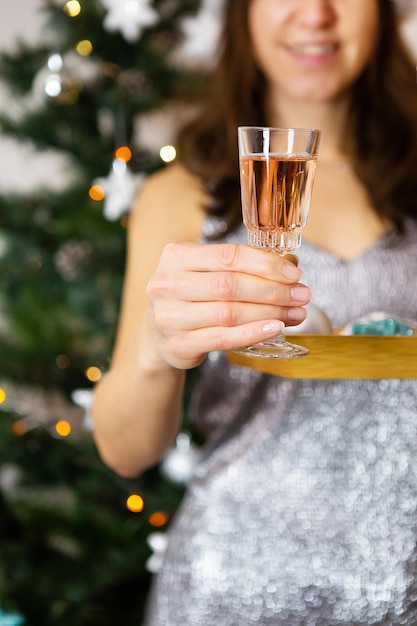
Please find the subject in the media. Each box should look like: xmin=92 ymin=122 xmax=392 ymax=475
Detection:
xmin=291 ymin=43 xmax=335 ymax=55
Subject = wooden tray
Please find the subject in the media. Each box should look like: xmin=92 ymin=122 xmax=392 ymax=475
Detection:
xmin=226 ymin=334 xmax=417 ymax=379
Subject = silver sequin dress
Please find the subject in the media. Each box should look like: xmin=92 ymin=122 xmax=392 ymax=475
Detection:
xmin=144 ymin=218 xmax=417 ymax=626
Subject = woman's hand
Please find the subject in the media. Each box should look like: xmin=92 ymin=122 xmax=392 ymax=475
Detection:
xmin=145 ymin=242 xmax=311 ymax=370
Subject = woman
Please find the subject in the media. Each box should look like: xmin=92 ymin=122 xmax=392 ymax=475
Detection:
xmin=92 ymin=0 xmax=417 ymax=623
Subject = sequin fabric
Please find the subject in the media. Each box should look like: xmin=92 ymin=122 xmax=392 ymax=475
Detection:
xmin=144 ymin=219 xmax=417 ymax=626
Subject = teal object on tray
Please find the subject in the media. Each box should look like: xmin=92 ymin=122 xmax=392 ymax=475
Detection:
xmin=351 ymin=318 xmax=414 ymax=336
xmin=0 ymin=609 xmax=25 ymax=626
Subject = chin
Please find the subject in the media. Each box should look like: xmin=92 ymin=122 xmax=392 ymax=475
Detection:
xmin=291 ymin=84 xmax=347 ymax=104
xmin=280 ymin=73 xmax=349 ymax=103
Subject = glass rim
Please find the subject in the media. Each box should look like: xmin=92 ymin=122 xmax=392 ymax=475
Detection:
xmin=238 ymin=125 xmax=321 ymax=134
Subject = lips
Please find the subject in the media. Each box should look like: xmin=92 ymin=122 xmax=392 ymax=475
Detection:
xmin=288 ymin=43 xmax=337 ymax=56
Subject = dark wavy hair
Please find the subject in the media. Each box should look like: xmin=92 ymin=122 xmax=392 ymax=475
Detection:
xmin=176 ymin=0 xmax=417 ymax=236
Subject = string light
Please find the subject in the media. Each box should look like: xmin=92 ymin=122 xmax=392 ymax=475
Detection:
xmin=148 ymin=511 xmax=169 ymax=527
xmin=76 ymin=40 xmax=93 ymax=56
xmin=89 ymin=184 xmax=106 ymax=201
xmin=126 ymin=494 xmax=144 ymax=513
xmin=55 ymin=420 xmax=72 ymax=437
xmin=64 ymin=1 xmax=81 ymax=17
xmin=85 ymin=366 xmax=102 ymax=382
xmin=115 ymin=146 xmax=132 ymax=162
xmin=47 ymin=53 xmax=63 ymax=72
xmin=160 ymin=145 xmax=177 ymax=163
xmin=0 ymin=388 xmax=6 ymax=404
xmin=11 ymin=420 xmax=28 ymax=437
xmin=44 ymin=74 xmax=62 ymax=98
xmin=120 ymin=214 xmax=130 ymax=229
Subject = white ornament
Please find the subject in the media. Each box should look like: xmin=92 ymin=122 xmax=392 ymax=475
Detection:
xmin=145 ymin=532 xmax=168 ymax=573
xmin=100 ymin=0 xmax=159 ymax=43
xmin=0 ymin=463 xmax=23 ymax=494
xmin=179 ymin=13 xmax=220 ymax=63
xmin=176 ymin=0 xmax=225 ymax=65
xmin=93 ymin=159 xmax=145 ymax=221
xmin=160 ymin=432 xmax=201 ymax=485
xmin=71 ymin=388 xmax=94 ymax=430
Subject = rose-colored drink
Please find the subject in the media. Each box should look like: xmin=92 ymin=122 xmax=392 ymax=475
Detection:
xmin=240 ymin=154 xmax=317 ymax=253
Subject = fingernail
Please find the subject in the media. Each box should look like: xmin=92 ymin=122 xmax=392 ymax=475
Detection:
xmin=282 ymin=264 xmax=301 ymax=280
xmin=291 ymin=286 xmax=311 ymax=302
xmin=262 ymin=321 xmax=283 ymax=334
xmin=287 ymin=307 xmax=306 ymax=322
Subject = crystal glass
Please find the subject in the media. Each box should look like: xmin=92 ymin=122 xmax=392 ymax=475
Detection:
xmin=235 ymin=126 xmax=321 ymax=359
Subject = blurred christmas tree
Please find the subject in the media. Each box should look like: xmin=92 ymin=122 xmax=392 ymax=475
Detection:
xmin=0 ymin=0 xmax=220 ymax=623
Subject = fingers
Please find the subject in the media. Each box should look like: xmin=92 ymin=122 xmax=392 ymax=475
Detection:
xmin=152 ymin=299 xmax=308 ymax=333
xmin=147 ymin=242 xmax=311 ymax=367
xmin=166 ymin=319 xmax=287 ymax=360
xmin=159 ymin=242 xmax=301 ymax=283
xmin=149 ymin=269 xmax=310 ymax=307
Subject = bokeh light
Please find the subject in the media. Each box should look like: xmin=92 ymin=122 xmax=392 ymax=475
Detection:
xmin=11 ymin=420 xmax=28 ymax=437
xmin=85 ymin=366 xmax=102 ymax=382
xmin=160 ymin=145 xmax=177 ymax=163
xmin=120 ymin=214 xmax=130 ymax=229
xmin=55 ymin=420 xmax=72 ymax=437
xmin=76 ymin=40 xmax=93 ymax=56
xmin=115 ymin=146 xmax=132 ymax=162
xmin=149 ymin=511 xmax=169 ymax=527
xmin=47 ymin=53 xmax=63 ymax=72
xmin=126 ymin=494 xmax=144 ymax=513
xmin=89 ymin=184 xmax=105 ymax=201
xmin=44 ymin=75 xmax=62 ymax=98
xmin=64 ymin=1 xmax=81 ymax=17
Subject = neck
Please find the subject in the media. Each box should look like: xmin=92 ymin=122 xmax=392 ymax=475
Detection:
xmin=267 ymin=92 xmax=351 ymax=164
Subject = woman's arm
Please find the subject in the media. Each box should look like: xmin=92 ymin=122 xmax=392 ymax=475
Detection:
xmin=91 ymin=164 xmax=205 ymax=477
xmin=91 ymin=164 xmax=311 ymax=478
